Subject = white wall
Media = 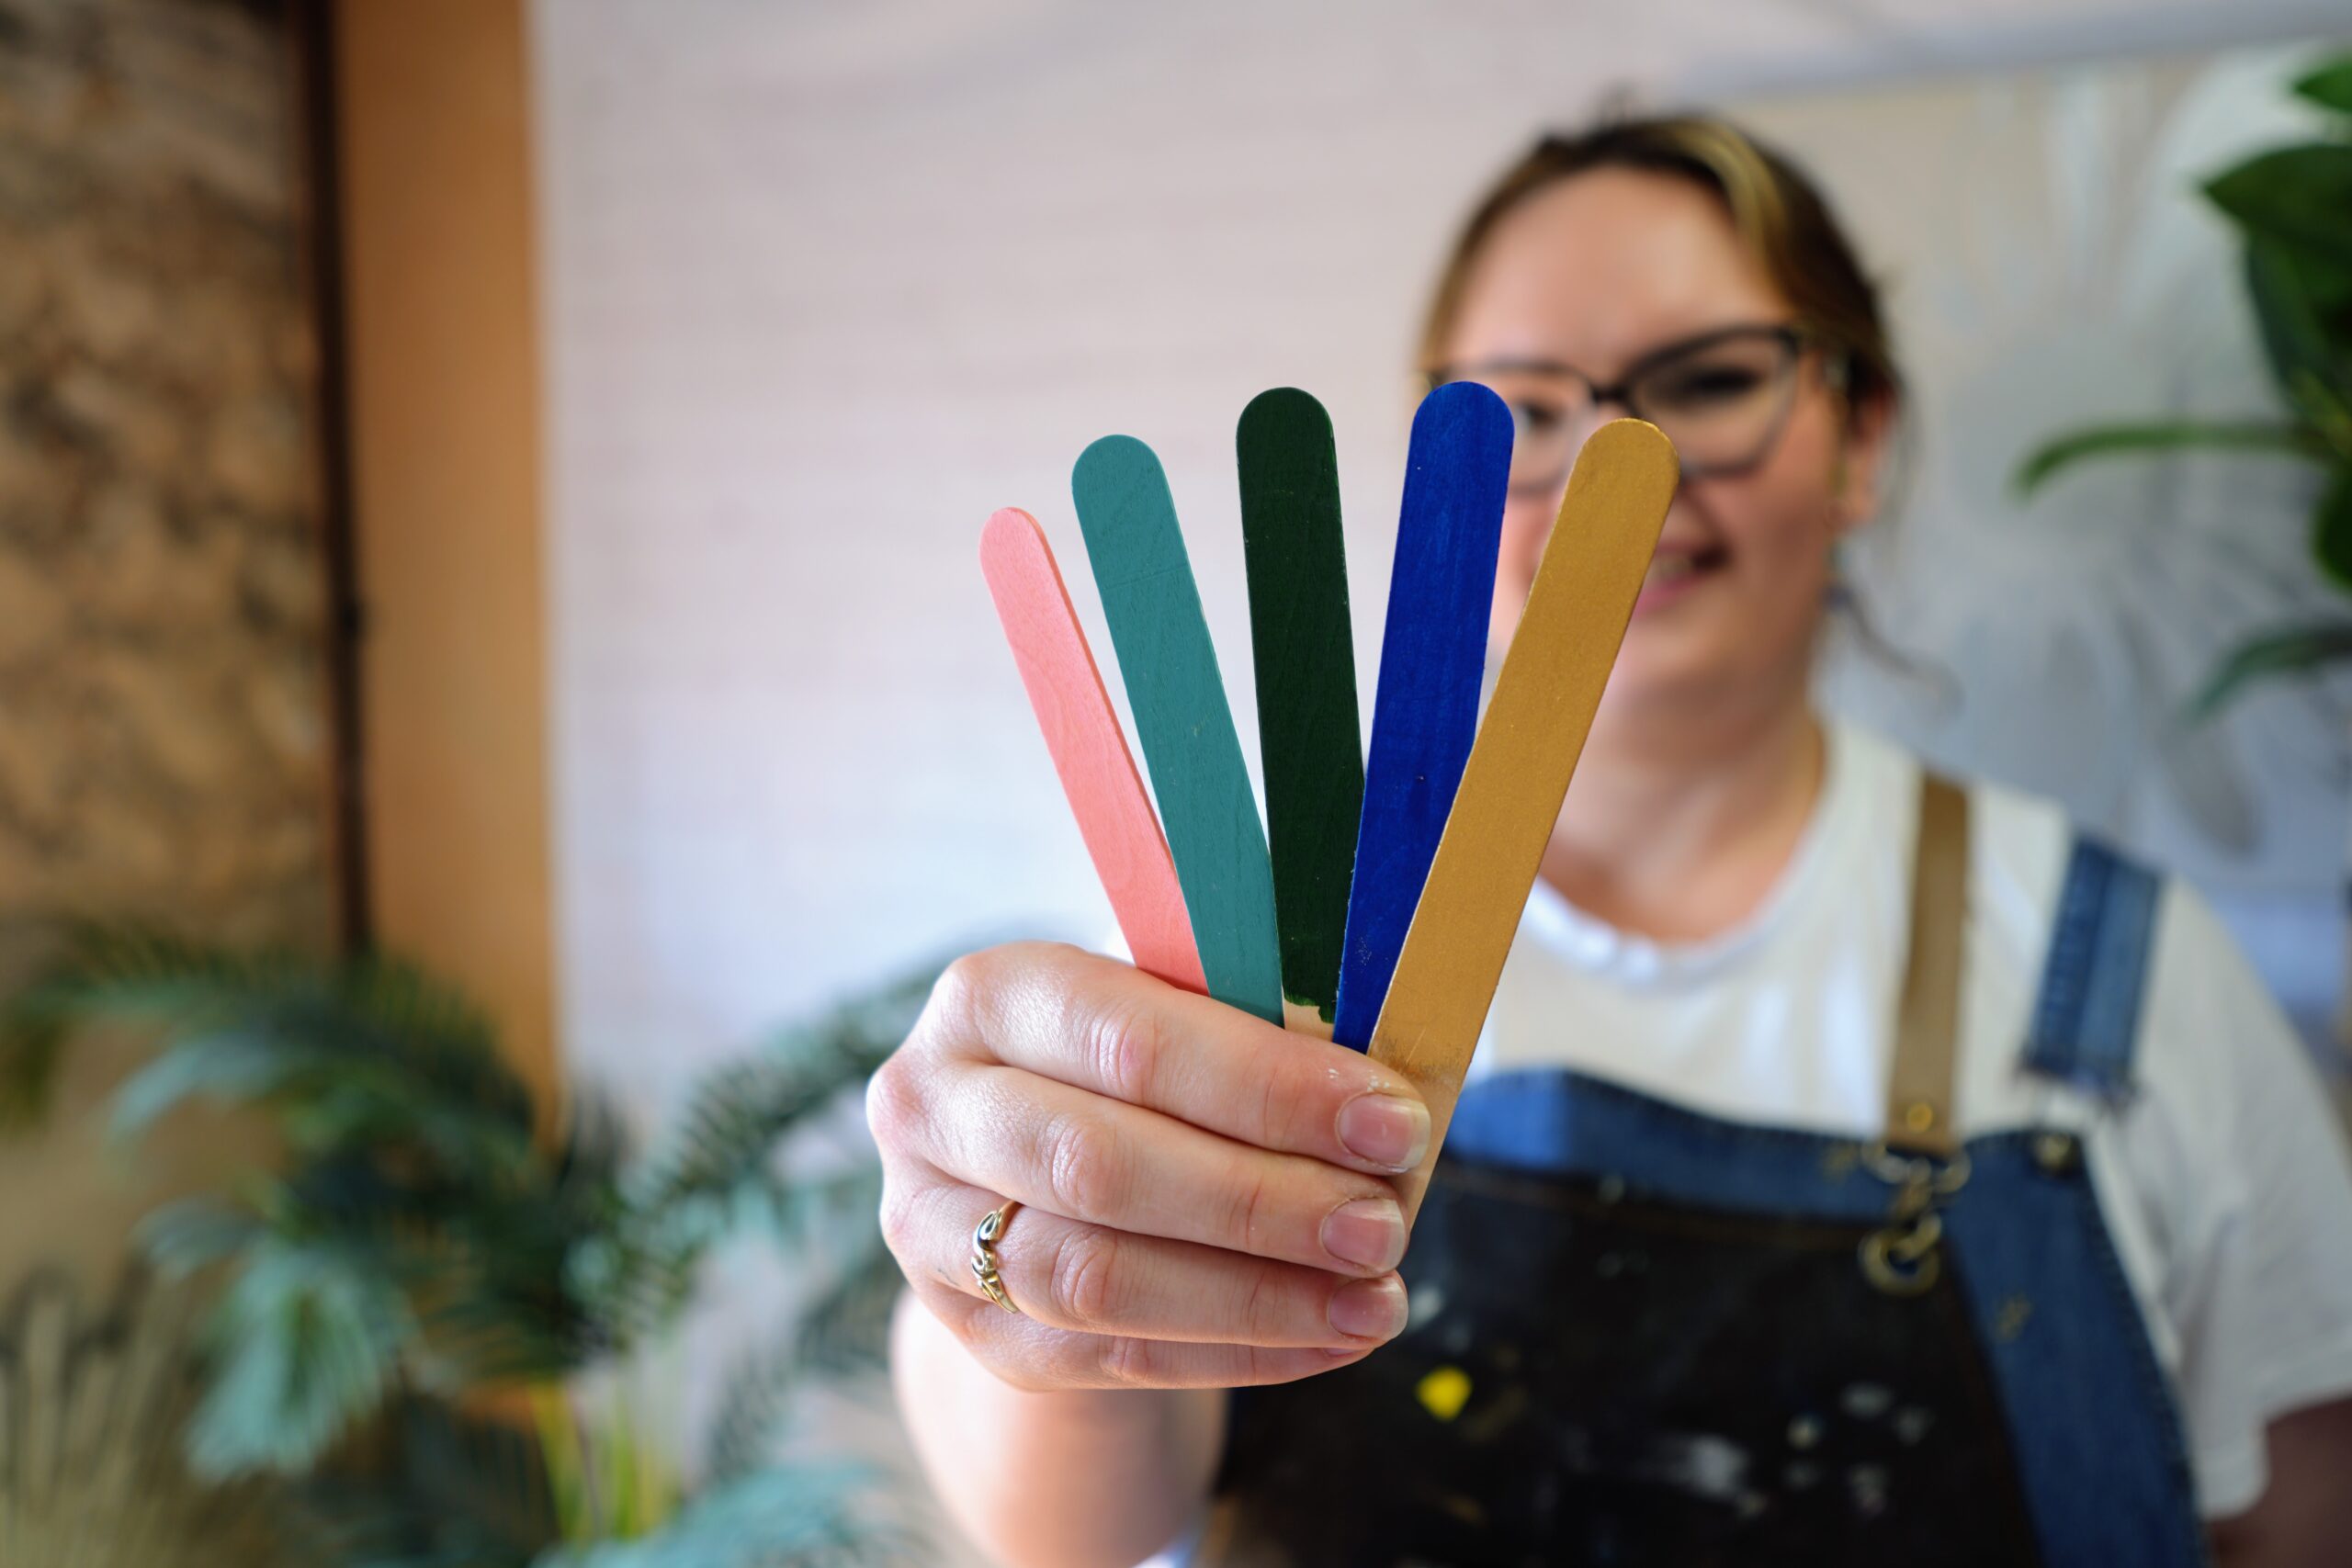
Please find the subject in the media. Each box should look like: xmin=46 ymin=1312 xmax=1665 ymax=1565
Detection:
xmin=532 ymin=0 xmax=2352 ymax=1104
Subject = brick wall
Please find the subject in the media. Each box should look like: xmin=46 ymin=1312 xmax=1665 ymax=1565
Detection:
xmin=0 ymin=0 xmax=332 ymax=965
xmin=0 ymin=0 xmax=330 ymax=1290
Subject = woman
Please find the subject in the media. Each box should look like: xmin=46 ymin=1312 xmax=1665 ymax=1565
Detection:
xmin=870 ymin=117 xmax=2352 ymax=1566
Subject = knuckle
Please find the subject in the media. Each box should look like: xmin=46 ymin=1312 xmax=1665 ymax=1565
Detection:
xmin=1046 ymin=1224 xmax=1126 ymax=1326
xmin=1245 ymin=1345 xmax=1329 ymax=1387
xmin=1255 ymin=1066 xmax=1301 ymax=1150
xmin=875 ymin=1178 xmax=924 ymax=1261
xmin=1079 ymin=988 xmax=1165 ymax=1105
xmin=1238 ymin=1259 xmax=1284 ymax=1344
xmin=1040 ymin=1110 xmax=1125 ymax=1220
xmin=862 ymin=1056 xmax=923 ymax=1153
xmin=926 ymin=952 xmax=991 ymax=1033
xmin=1224 ymin=1160 xmax=1278 ymax=1255
xmin=1093 ymin=1332 xmax=1158 ymax=1388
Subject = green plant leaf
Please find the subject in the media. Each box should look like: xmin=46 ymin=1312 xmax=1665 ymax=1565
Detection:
xmin=534 ymin=1461 xmax=917 ymax=1568
xmin=138 ymin=1197 xmax=265 ymax=1279
xmin=701 ymin=1188 xmax=896 ymax=1484
xmin=110 ymin=1030 xmax=303 ymax=1139
xmin=187 ymin=1237 xmax=417 ymax=1480
xmin=2313 ymin=469 xmax=2352 ymax=590
xmin=290 ymin=1394 xmax=563 ymax=1568
xmin=0 ymin=925 xmax=303 ymax=1127
xmin=3 ymin=927 xmax=542 ymax=1173
xmin=569 ymin=961 xmax=942 ymax=1355
xmin=2245 ymin=239 xmax=2352 ymax=430
xmin=2192 ymin=619 xmax=2352 ymax=718
xmin=808 ymin=1255 xmax=900 ymax=1374
xmin=6 ymin=919 xmax=944 ymax=1566
xmin=392 ymin=1396 xmax=565 ymax=1562
xmin=2292 ymin=56 xmax=2352 ymax=116
xmin=2207 ymin=145 xmax=2352 ymax=270
xmin=279 ymin=1401 xmax=560 ymax=1568
xmin=2011 ymin=420 xmax=2326 ymax=496
xmin=0 ymin=1009 xmax=66 ymax=1127
xmin=407 ymin=1108 xmax=634 ymax=1387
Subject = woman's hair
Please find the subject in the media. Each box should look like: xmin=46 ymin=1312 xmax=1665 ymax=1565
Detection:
xmin=1417 ymin=114 xmax=1903 ymax=423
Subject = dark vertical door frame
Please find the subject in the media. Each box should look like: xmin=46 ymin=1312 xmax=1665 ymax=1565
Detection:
xmin=289 ymin=0 xmax=371 ymax=952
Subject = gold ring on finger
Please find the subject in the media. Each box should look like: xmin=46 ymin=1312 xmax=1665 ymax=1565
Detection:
xmin=970 ymin=1199 xmax=1021 ymax=1314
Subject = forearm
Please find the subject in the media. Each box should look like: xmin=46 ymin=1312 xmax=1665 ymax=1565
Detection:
xmin=892 ymin=1291 xmax=1224 ymax=1568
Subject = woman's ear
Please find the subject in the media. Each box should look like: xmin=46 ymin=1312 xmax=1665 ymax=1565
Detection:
xmin=1829 ymin=383 xmax=1897 ymax=536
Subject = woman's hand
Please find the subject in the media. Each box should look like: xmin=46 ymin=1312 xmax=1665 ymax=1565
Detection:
xmin=868 ymin=941 xmax=1430 ymax=1392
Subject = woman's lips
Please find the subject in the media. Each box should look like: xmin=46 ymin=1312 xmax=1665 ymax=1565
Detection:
xmin=1633 ymin=544 xmax=1724 ymax=614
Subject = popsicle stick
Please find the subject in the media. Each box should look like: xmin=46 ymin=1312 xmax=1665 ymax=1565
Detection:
xmin=1238 ymin=388 xmax=1363 ymax=1023
xmin=1072 ymin=437 xmax=1284 ymax=1024
xmin=980 ymin=510 xmax=1208 ymax=995
xmin=1330 ymin=382 xmax=1512 ymax=1049
xmin=1372 ymin=418 xmax=1679 ymax=1213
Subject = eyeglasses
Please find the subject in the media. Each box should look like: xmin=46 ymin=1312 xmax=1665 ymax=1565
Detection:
xmin=1430 ymin=322 xmax=1835 ymax=493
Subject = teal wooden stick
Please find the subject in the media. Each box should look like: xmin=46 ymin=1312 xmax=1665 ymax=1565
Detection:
xmin=1238 ymin=389 xmax=1363 ymax=1021
xmin=1073 ymin=436 xmax=1283 ymax=1024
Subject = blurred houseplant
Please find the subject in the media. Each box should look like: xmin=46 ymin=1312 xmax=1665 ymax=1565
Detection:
xmin=2016 ymin=52 xmax=2352 ymax=715
xmin=0 ymin=925 xmax=937 ymax=1567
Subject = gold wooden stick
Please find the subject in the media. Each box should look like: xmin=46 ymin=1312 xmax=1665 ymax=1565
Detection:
xmin=1368 ymin=418 xmax=1679 ymax=1216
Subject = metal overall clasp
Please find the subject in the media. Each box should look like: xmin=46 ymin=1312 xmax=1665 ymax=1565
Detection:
xmin=1859 ymin=1145 xmax=1970 ymax=1298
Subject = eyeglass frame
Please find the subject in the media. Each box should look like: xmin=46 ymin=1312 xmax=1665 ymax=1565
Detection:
xmin=1426 ymin=321 xmax=1848 ymax=492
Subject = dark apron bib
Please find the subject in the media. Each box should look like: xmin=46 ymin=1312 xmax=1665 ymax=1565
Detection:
xmin=1190 ymin=779 xmax=2207 ymax=1568
xmin=1208 ymin=1156 xmax=2038 ymax=1566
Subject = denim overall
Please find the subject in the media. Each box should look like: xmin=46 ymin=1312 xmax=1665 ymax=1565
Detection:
xmin=1194 ymin=779 xmax=2206 ymax=1567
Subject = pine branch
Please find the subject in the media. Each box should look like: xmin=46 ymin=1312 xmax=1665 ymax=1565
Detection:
xmin=570 ymin=963 xmax=943 ymax=1355
xmin=628 ymin=958 xmax=931 ymax=1222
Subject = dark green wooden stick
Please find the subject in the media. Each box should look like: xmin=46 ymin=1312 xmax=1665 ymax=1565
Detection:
xmin=1238 ymin=389 xmax=1364 ymax=1022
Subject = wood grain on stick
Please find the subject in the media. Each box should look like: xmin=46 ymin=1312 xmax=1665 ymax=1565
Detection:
xmin=1238 ymin=388 xmax=1363 ymax=1024
xmin=979 ymin=508 xmax=1207 ymax=995
xmin=1371 ymin=419 xmax=1679 ymax=1213
xmin=1073 ymin=437 xmax=1284 ymax=1024
xmin=1331 ymin=382 xmax=1512 ymax=1049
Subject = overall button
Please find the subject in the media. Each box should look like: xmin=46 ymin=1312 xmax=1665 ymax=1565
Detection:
xmin=2032 ymin=1131 xmax=2082 ymax=1175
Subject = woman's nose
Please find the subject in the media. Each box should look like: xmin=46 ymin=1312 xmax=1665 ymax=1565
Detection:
xmin=1549 ymin=407 xmax=1618 ymax=490
xmin=1569 ymin=398 xmax=1633 ymax=446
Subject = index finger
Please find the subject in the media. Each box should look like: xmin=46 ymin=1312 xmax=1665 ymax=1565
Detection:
xmin=933 ymin=942 xmax=1432 ymax=1177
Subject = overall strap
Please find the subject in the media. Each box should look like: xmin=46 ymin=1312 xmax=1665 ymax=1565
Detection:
xmin=2021 ymin=836 xmax=2161 ymax=1101
xmin=1883 ymin=774 xmax=1969 ymax=1157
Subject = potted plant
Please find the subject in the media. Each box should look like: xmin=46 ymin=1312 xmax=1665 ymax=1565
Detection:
xmin=0 ymin=924 xmax=939 ymax=1566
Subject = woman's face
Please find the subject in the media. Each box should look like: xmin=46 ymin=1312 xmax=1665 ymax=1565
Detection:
xmin=1442 ymin=167 xmax=1889 ymax=727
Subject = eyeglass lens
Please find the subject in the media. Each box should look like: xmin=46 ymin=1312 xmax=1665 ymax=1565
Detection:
xmin=1456 ymin=328 xmax=1804 ymax=492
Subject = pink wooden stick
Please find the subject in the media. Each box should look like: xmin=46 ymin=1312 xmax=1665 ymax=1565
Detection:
xmin=980 ymin=508 xmax=1208 ymax=995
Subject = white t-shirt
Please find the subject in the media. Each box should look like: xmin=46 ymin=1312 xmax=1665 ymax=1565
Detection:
xmin=1465 ymin=721 xmax=2352 ymax=1518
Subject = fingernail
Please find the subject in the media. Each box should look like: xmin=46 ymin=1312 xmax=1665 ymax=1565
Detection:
xmin=1321 ymin=1197 xmax=1406 ymax=1271
xmin=1337 ymin=1093 xmax=1430 ymax=1172
xmin=1328 ymin=1275 xmax=1408 ymax=1341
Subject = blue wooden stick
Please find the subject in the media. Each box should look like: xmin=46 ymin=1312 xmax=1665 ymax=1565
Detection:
xmin=1330 ymin=382 xmax=1512 ymax=1049
xmin=1072 ymin=435 xmax=1284 ymax=1024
